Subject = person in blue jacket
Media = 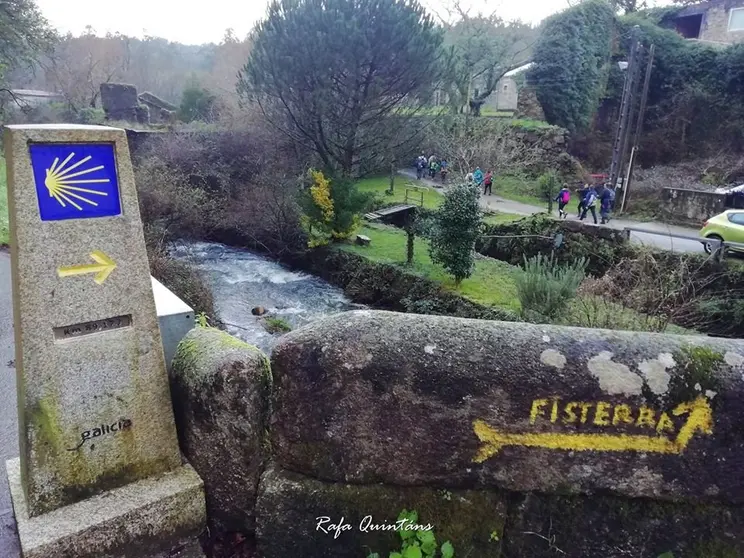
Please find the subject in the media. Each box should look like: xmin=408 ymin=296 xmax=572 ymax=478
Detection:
xmin=580 ymin=186 xmax=598 ymax=224
xmin=473 ymin=167 xmax=484 ymax=188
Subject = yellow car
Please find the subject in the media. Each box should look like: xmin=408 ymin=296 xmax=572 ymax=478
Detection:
xmin=699 ymin=210 xmax=744 ymax=254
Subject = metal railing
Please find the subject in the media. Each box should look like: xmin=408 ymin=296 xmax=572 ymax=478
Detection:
xmin=405 ymin=187 xmax=425 ymax=207
xmin=622 ymin=226 xmax=744 ymax=260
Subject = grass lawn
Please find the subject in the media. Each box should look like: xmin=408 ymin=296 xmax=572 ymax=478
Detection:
xmin=341 ymin=223 xmax=521 ymax=312
xmin=0 ymin=157 xmax=8 ymax=246
xmin=483 ymin=212 xmax=524 ymax=225
xmin=341 ymin=223 xmax=694 ymax=334
xmin=356 ymin=176 xmax=524 ymax=226
xmin=357 ymin=176 xmax=445 ymax=210
xmin=494 ymin=174 xmax=546 ymax=208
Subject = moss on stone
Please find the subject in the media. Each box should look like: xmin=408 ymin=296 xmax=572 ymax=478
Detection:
xmin=172 ymin=328 xmax=271 ymax=392
xmin=667 ymin=345 xmax=725 ymax=406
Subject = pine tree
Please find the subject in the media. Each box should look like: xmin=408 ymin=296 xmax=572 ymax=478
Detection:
xmin=238 ymin=0 xmax=443 ymax=177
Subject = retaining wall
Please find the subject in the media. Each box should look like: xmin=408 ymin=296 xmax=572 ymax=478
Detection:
xmin=663 ymin=187 xmax=727 ymax=224
xmin=171 ymin=311 xmax=744 ymax=557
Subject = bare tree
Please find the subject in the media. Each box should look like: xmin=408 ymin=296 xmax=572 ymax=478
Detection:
xmin=437 ymin=1 xmax=537 ymax=115
xmin=40 ymin=29 xmax=131 ymax=110
xmin=428 ymin=118 xmax=542 ymax=177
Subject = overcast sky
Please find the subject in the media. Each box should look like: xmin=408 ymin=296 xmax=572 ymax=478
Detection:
xmin=35 ymin=0 xmax=574 ymax=45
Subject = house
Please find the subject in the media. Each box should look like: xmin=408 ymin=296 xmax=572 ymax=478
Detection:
xmin=479 ymin=62 xmax=534 ymax=114
xmin=10 ymin=89 xmax=64 ymax=108
xmin=663 ymin=0 xmax=744 ymax=45
xmin=433 ymin=62 xmax=534 ymax=115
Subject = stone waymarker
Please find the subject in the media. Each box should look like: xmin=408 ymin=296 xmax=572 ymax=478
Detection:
xmin=3 ymin=124 xmax=205 ymax=557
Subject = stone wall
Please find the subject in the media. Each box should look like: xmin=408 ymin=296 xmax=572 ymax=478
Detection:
xmin=699 ymin=0 xmax=744 ymax=44
xmin=663 ymin=187 xmax=727 ymax=224
xmin=171 ymin=311 xmax=744 ymax=558
xmin=516 ymin=86 xmax=546 ymax=121
xmin=100 ymin=83 xmax=150 ymax=124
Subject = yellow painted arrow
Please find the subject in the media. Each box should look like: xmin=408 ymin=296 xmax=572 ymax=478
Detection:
xmin=472 ymin=396 xmax=713 ymax=463
xmin=57 ymin=250 xmax=117 ymax=285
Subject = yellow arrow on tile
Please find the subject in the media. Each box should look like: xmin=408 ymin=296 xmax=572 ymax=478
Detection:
xmin=57 ymin=250 xmax=116 ymax=284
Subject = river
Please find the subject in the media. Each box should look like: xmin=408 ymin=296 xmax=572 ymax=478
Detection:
xmin=170 ymin=242 xmax=358 ymax=353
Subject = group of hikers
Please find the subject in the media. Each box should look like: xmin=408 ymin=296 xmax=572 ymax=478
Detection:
xmin=414 ymin=155 xmax=617 ymax=226
xmin=555 ymin=182 xmax=617 ymax=225
xmin=465 ymin=167 xmax=494 ymax=195
xmin=415 ymin=154 xmax=448 ymax=183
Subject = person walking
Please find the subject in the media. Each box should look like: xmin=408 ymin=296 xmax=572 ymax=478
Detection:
xmin=555 ymin=184 xmax=571 ymax=219
xmin=416 ymin=154 xmax=426 ymax=179
xmin=429 ymin=158 xmax=439 ymax=179
xmin=482 ymin=170 xmax=493 ymax=195
xmin=600 ymin=186 xmax=615 ymax=224
xmin=577 ymin=184 xmax=589 ymax=218
xmin=580 ymin=186 xmax=599 ymax=224
xmin=440 ymin=159 xmax=448 ymax=183
xmin=473 ymin=167 xmax=484 ymax=189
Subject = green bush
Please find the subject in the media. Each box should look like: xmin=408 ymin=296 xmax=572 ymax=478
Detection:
xmin=428 ymin=182 xmax=482 ymax=285
xmin=529 ymin=0 xmax=614 ymax=133
xmin=516 ymin=253 xmax=587 ymax=320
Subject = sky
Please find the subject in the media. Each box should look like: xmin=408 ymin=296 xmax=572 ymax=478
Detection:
xmin=35 ymin=0 xmax=574 ymax=45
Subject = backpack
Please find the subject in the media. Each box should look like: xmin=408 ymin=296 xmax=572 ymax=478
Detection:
xmin=561 ymin=190 xmax=570 ymax=203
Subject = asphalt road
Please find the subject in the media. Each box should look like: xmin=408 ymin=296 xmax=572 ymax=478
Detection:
xmin=399 ymin=169 xmax=707 ymax=254
xmin=0 ymin=250 xmax=20 ymax=557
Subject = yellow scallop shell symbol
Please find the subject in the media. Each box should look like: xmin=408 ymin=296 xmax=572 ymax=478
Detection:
xmin=44 ymin=152 xmax=110 ymax=210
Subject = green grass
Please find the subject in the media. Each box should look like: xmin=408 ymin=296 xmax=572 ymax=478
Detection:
xmin=341 ymin=223 xmax=697 ymax=334
xmin=560 ymin=295 xmax=694 ymax=335
xmin=357 ymin=176 xmax=445 ymax=210
xmin=341 ymin=223 xmax=521 ymax=312
xmin=0 ymin=156 xmax=8 ymax=246
xmin=483 ymin=212 xmax=524 ymax=225
xmin=510 ymin=118 xmax=558 ymax=131
xmin=494 ymin=175 xmax=546 ymax=208
xmin=481 ymin=108 xmax=515 ymax=118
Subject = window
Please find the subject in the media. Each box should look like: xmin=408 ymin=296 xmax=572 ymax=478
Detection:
xmin=730 ymin=8 xmax=744 ymax=32
xmin=728 ymin=212 xmax=744 ymax=225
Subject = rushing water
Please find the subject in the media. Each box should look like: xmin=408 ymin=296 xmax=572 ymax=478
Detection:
xmin=170 ymin=242 xmax=358 ymax=353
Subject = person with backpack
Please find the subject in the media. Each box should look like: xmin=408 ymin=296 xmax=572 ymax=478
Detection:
xmin=555 ymin=184 xmax=571 ymax=219
xmin=580 ymin=186 xmax=599 ymax=224
xmin=600 ymin=186 xmax=615 ymax=224
xmin=416 ymin=155 xmax=426 ymax=179
xmin=429 ymin=158 xmax=439 ymax=179
xmin=473 ymin=167 xmax=484 ymax=189
xmin=483 ymin=170 xmax=493 ymax=195
xmin=440 ymin=159 xmax=448 ymax=183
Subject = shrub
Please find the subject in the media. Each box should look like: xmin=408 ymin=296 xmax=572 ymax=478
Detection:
xmin=300 ymin=169 xmax=372 ymax=247
xmin=538 ymin=170 xmax=560 ymax=212
xmin=132 ymin=129 xmax=306 ymax=255
xmin=428 ymin=182 xmax=482 ymax=285
xmin=516 ymin=253 xmax=587 ymax=320
xmin=529 ymin=0 xmax=614 ymax=133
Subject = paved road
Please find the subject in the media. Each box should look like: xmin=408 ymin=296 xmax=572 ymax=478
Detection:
xmin=398 ymin=169 xmax=706 ymax=254
xmin=0 ymin=250 xmax=20 ymax=557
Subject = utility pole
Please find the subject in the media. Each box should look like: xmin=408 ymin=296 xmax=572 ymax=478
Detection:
xmin=621 ymin=43 xmax=655 ymax=213
xmin=609 ymin=25 xmax=642 ymax=190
